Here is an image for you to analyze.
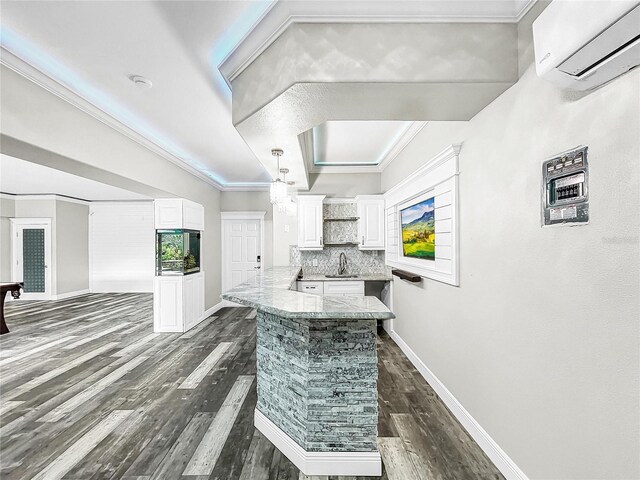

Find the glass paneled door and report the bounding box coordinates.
[22,229,46,293]
[10,219,52,300]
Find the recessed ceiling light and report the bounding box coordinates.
[128,74,153,89]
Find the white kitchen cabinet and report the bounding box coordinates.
[297,195,325,250]
[298,280,365,297]
[155,199,205,231]
[324,280,365,296]
[297,281,324,296]
[356,195,385,250]
[153,272,205,333]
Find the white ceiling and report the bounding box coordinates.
[314,121,413,166]
[0,155,150,201]
[0,0,273,188]
[0,1,534,190]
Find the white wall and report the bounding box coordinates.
[55,199,89,295]
[0,66,222,310]
[381,6,640,479]
[273,206,298,266]
[89,202,154,292]
[0,196,16,280]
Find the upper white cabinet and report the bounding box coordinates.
[155,199,205,231]
[297,195,325,250]
[356,195,385,250]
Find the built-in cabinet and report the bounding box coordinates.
[324,280,365,296]
[297,195,385,251]
[297,280,364,297]
[297,280,324,295]
[356,196,385,250]
[154,272,204,332]
[155,198,204,230]
[153,198,206,333]
[297,195,325,250]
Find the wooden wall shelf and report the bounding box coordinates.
[392,269,422,282]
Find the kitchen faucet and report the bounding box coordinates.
[338,252,347,275]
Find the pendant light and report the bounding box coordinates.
[277,168,290,213]
[270,149,288,205]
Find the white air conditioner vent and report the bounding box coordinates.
[534,0,640,90]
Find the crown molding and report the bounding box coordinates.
[0,47,226,191]
[221,183,271,192]
[0,192,90,205]
[219,1,538,84]
[0,46,271,193]
[515,0,538,21]
[377,121,428,171]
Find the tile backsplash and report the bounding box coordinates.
[290,202,387,275]
[322,203,358,244]
[290,245,387,275]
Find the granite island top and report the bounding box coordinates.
[222,266,395,320]
[300,273,393,282]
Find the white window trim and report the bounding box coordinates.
[384,144,461,286]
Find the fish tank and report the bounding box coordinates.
[156,229,201,275]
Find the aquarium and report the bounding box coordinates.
[156,229,201,275]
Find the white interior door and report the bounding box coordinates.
[222,216,262,293]
[11,219,52,300]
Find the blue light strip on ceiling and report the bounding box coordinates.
[312,123,412,167]
[0,22,270,188]
[212,0,275,70]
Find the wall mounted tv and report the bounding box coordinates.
[400,194,435,261]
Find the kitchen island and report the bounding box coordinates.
[222,266,394,477]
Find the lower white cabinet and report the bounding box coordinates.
[297,281,324,296]
[297,280,364,297]
[154,272,204,333]
[324,280,365,296]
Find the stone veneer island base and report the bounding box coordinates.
[222,267,394,477]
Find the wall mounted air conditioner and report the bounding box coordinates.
[533,0,640,90]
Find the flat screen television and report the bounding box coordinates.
[400,195,435,260]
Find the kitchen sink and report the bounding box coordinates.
[324,274,358,278]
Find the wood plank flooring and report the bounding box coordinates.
[0,293,503,480]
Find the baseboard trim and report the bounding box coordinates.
[254,409,381,477]
[51,289,90,301]
[201,301,225,321]
[219,299,244,308]
[387,329,529,480]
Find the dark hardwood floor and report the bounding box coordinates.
[0,294,503,480]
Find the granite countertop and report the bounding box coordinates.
[222,266,394,320]
[300,273,392,282]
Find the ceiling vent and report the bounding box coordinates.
[128,75,153,89]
